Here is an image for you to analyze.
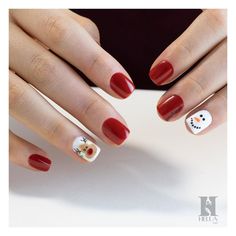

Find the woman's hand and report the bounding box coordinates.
[9,9,135,171]
[149,9,227,135]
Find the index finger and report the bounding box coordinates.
[149,9,227,85]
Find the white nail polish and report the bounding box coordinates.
[186,110,212,134]
[72,136,100,162]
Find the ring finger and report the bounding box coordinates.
[185,86,227,135]
[10,71,101,163]
[157,39,227,121]
[149,9,227,85]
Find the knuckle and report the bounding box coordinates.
[83,18,100,43]
[44,15,70,44]
[178,42,194,60]
[30,53,55,86]
[187,76,205,96]
[81,98,100,118]
[86,51,106,75]
[45,118,65,141]
[205,9,227,33]
[217,89,227,105]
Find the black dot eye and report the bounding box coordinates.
[202,118,205,121]
[200,114,203,117]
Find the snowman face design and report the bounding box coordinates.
[186,110,212,134]
[72,136,100,162]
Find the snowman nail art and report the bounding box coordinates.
[72,136,100,162]
[186,110,212,134]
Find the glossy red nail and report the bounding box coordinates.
[157,95,184,121]
[28,154,51,172]
[110,73,135,98]
[149,60,174,85]
[102,118,130,145]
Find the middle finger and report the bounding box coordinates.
[157,39,227,121]
[9,22,130,146]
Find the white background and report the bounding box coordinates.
[9,89,227,226]
[1,0,235,235]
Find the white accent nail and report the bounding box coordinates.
[186,110,212,134]
[72,136,100,162]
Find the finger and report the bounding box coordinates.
[157,39,227,121]
[9,23,130,146]
[9,71,101,163]
[10,9,135,99]
[149,9,227,85]
[185,86,227,135]
[65,10,100,44]
[9,131,52,172]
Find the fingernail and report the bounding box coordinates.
[72,136,100,162]
[157,95,184,121]
[149,60,174,85]
[110,72,135,98]
[186,110,212,134]
[28,154,51,172]
[102,118,130,145]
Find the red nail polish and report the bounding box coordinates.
[102,118,130,145]
[157,95,184,121]
[28,154,51,172]
[110,73,135,98]
[149,60,174,85]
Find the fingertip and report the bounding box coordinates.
[28,154,52,172]
[149,60,174,85]
[9,131,52,172]
[72,136,101,163]
[110,72,135,99]
[185,110,213,135]
[102,117,130,145]
[156,94,184,121]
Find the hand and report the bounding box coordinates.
[149,9,227,135]
[9,9,135,171]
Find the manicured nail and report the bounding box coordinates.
[72,136,100,162]
[102,118,130,145]
[110,72,135,98]
[149,60,174,85]
[28,154,51,172]
[157,95,184,121]
[186,110,212,134]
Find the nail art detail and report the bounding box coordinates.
[28,154,51,172]
[110,72,135,98]
[149,60,174,85]
[186,110,212,134]
[72,136,100,162]
[157,95,184,121]
[102,118,130,145]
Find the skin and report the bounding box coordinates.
[151,9,227,134]
[9,9,227,172]
[9,9,134,170]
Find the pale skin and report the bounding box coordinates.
[151,9,227,134]
[9,9,227,172]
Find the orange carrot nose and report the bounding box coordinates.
[194,117,200,122]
